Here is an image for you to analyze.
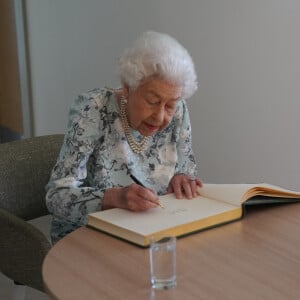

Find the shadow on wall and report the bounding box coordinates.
[0,125,22,143]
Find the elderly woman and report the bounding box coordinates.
[46,31,202,243]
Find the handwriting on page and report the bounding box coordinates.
[167,208,188,215]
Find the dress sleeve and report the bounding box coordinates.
[45,92,105,226]
[175,100,198,177]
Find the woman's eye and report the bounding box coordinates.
[166,103,177,111]
[147,98,159,105]
[166,106,176,112]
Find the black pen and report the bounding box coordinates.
[130,174,164,208]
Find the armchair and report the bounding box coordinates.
[0,134,64,295]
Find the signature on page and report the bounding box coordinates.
[167,208,188,215]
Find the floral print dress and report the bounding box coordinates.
[45,87,197,243]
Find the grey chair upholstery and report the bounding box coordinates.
[0,134,64,292]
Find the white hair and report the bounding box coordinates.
[118,31,198,99]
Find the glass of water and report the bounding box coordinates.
[149,235,177,289]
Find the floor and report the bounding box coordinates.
[0,274,50,300]
[0,215,52,300]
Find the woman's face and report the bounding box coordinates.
[123,78,183,136]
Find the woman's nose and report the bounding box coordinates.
[152,107,165,123]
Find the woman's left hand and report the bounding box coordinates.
[167,173,203,199]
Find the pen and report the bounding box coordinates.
[130,174,165,208]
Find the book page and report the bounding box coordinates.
[197,183,257,206]
[90,196,238,236]
[198,183,300,206]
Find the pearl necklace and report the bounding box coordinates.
[120,96,149,154]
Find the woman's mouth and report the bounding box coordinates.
[144,123,160,132]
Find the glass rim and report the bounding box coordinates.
[149,234,176,245]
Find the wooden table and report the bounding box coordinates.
[43,203,300,300]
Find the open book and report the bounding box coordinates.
[87,183,300,247]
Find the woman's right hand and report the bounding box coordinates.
[102,184,159,211]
